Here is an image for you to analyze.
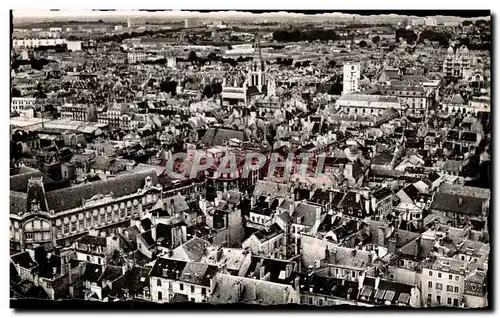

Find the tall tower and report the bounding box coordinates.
[343,62,361,94]
[248,34,266,92]
[127,18,132,29]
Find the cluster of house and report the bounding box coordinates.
[10,26,490,308]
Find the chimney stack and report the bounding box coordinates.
[377,226,386,246]
[285,263,293,278]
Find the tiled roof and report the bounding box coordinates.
[430,192,485,216]
[44,170,158,212]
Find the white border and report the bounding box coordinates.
[2,1,497,318]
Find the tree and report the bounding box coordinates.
[294,61,302,68]
[328,60,337,68]
[372,35,380,45]
[188,51,198,64]
[207,52,218,61]
[359,40,368,48]
[462,20,473,27]
[12,87,21,97]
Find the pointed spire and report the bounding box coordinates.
[253,33,264,72]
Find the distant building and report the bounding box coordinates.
[127,52,147,64]
[424,17,437,27]
[127,17,132,28]
[13,38,66,49]
[335,94,401,115]
[343,63,361,94]
[67,41,82,52]
[185,18,200,29]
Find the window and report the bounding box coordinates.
[454,286,459,293]
[449,274,453,280]
[446,297,452,305]
[429,271,433,277]
[455,276,459,281]
[318,298,324,306]
[447,285,453,292]
[180,283,184,291]
[87,256,91,262]
[98,258,101,265]
[427,294,432,302]
[436,283,443,290]
[158,291,163,301]
[157,279,162,287]
[428,281,432,288]
[437,295,441,304]
[453,299,458,307]
[191,286,195,293]
[190,298,195,302]
[201,288,206,295]
[438,272,442,278]
[308,297,313,305]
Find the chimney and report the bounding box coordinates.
[234,280,243,300]
[283,286,289,304]
[358,272,365,292]
[331,250,337,264]
[294,276,300,291]
[285,263,293,278]
[356,192,361,203]
[458,197,463,206]
[374,276,380,290]
[377,226,386,246]
[289,202,295,215]
[259,265,266,279]
[388,234,397,254]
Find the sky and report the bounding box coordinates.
[12,9,490,19]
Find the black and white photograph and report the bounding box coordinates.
[9,8,491,310]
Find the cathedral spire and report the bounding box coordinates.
[253,33,264,72]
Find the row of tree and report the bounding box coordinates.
[272,29,338,42]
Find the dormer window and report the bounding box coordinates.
[31,199,40,212]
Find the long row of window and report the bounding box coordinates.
[428,270,460,281]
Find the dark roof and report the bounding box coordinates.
[460,132,478,143]
[76,234,107,247]
[10,171,55,192]
[11,251,37,269]
[138,229,155,247]
[80,263,105,283]
[253,223,283,242]
[373,187,392,200]
[44,170,158,212]
[200,127,246,147]
[430,192,485,216]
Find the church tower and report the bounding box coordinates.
[248,33,266,92]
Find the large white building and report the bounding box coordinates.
[11,97,36,118]
[335,94,401,115]
[343,63,361,95]
[13,38,66,49]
